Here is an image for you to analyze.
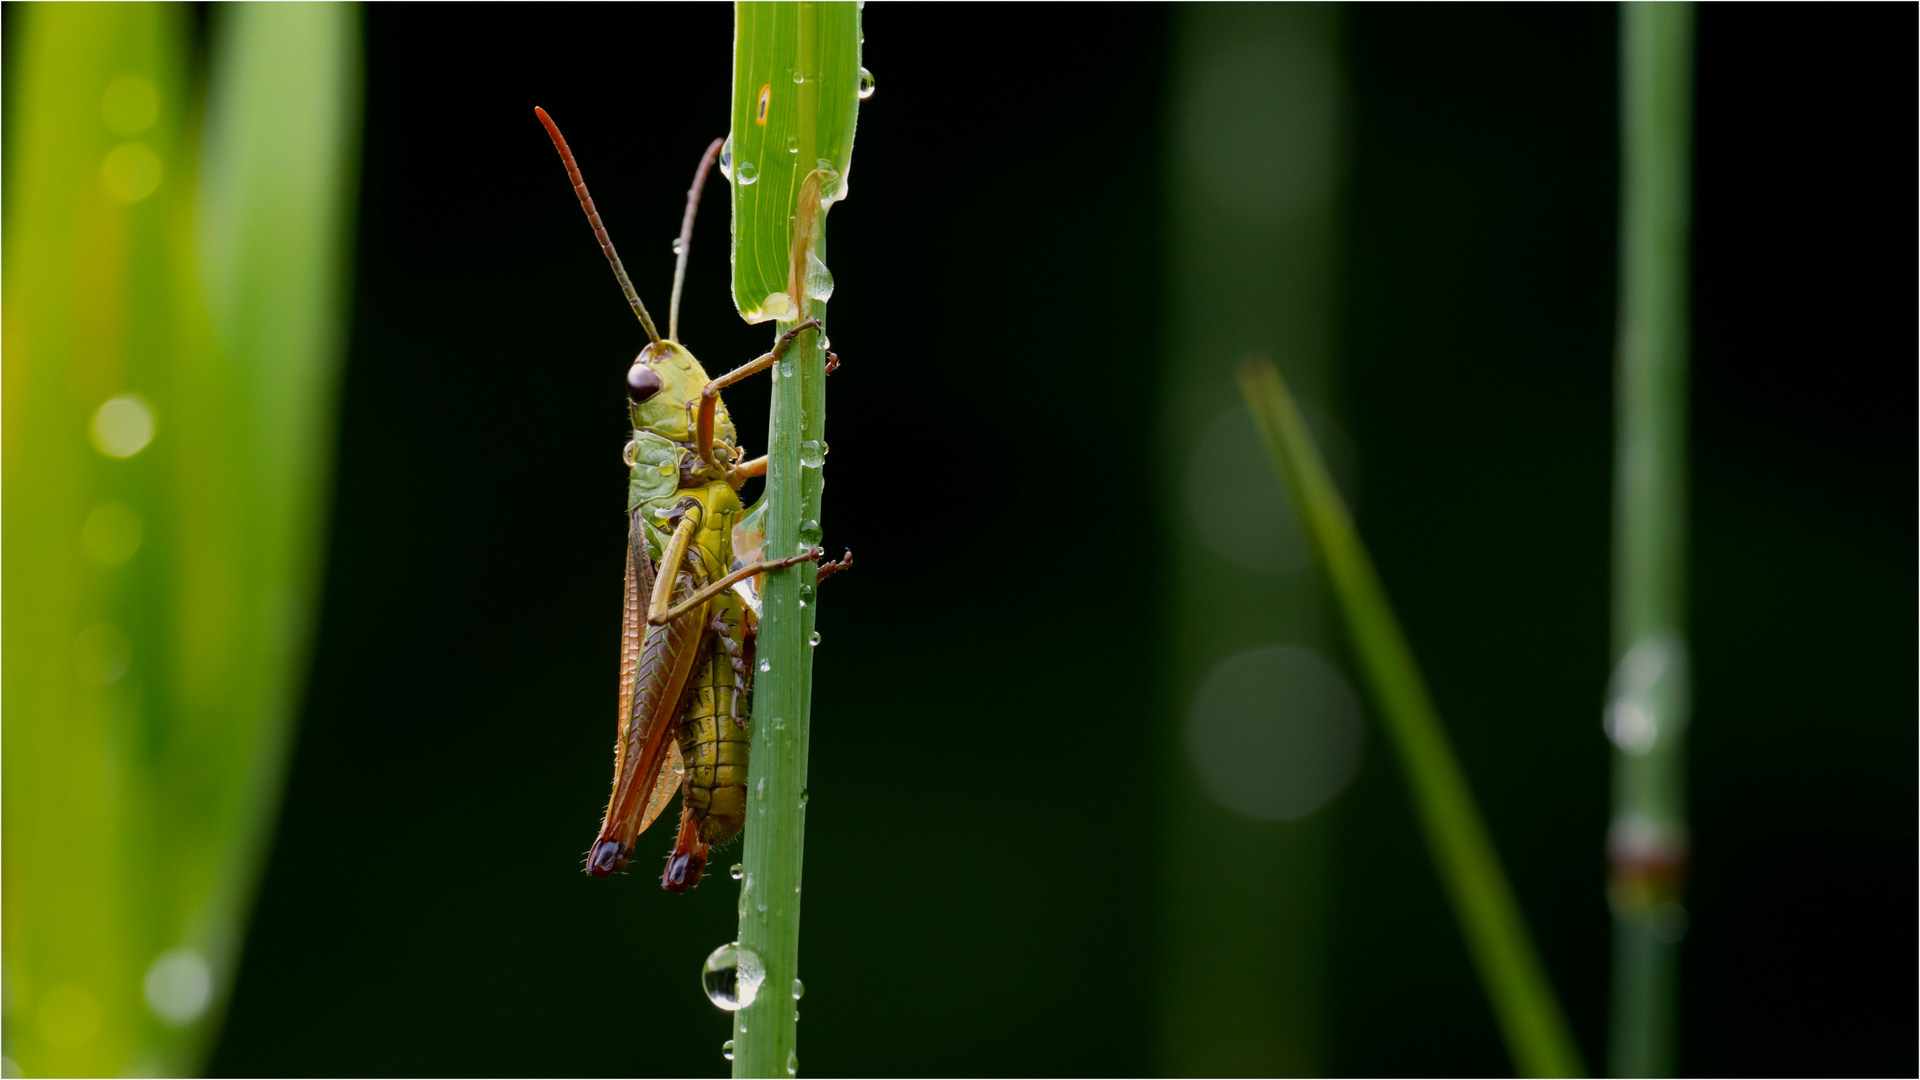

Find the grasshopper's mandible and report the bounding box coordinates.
[535,107,849,891]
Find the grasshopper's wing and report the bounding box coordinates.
[639,743,685,834]
[729,493,770,617]
[614,508,654,776]
[593,509,689,873]
[623,508,684,837]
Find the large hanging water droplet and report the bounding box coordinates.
[804,252,835,301]
[722,1040,736,1062]
[787,1049,799,1076]
[792,977,806,1000]
[701,942,766,1011]
[719,134,735,180]
[799,440,825,468]
[730,863,745,881]
[798,519,823,546]
[736,159,759,185]
[813,161,843,203]
[857,67,876,100]
[808,631,821,647]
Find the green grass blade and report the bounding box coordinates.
[1154,7,1349,1073]
[1238,359,1585,1079]
[727,4,863,1077]
[1606,6,1694,1076]
[2,6,361,1075]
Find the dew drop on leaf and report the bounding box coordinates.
[701,942,765,1011]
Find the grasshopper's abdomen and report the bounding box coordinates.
[677,611,749,845]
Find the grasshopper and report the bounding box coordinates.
[535,107,849,891]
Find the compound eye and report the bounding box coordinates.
[627,363,663,403]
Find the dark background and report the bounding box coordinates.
[210,4,1914,1076]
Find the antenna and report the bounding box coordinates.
[669,137,726,343]
[534,107,662,347]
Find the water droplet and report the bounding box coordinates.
[143,948,212,1027]
[792,70,805,84]
[737,872,753,916]
[719,134,734,179]
[813,161,844,203]
[771,716,786,731]
[101,75,160,136]
[73,623,132,684]
[792,977,806,1000]
[804,253,835,301]
[736,159,759,185]
[701,942,766,1011]
[672,237,684,255]
[799,440,824,468]
[759,658,771,673]
[91,394,155,458]
[808,631,821,647]
[799,584,815,603]
[722,1040,736,1062]
[785,135,800,154]
[101,142,163,203]
[787,1049,799,1076]
[858,67,876,100]
[777,358,795,379]
[80,500,143,567]
[799,787,810,807]
[730,863,745,880]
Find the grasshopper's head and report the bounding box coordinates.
[626,340,736,448]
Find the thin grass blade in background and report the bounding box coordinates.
[1155,7,1352,1073]
[726,4,863,1077]
[2,6,362,1075]
[1605,6,1695,1076]
[1239,359,1586,1079]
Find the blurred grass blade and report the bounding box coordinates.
[2,5,361,1075]
[727,4,863,1078]
[1238,359,1585,1079]
[1154,8,1348,1073]
[1606,5,1695,1076]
